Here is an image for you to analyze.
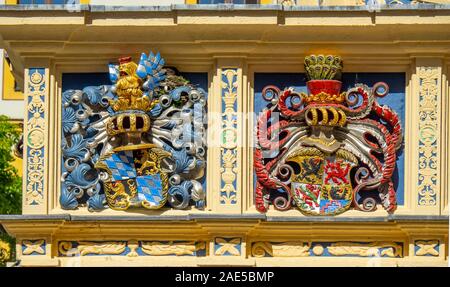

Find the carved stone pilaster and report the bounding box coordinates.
[413,59,443,214]
[23,68,49,214]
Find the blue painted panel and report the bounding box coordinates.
[254,73,307,116]
[342,73,405,205]
[254,72,405,206]
[62,73,111,92]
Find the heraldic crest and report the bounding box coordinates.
[61,52,207,211]
[254,55,403,216]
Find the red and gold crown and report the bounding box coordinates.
[301,80,346,105]
[302,54,346,106]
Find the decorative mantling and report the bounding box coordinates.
[415,240,440,256]
[61,52,207,212]
[58,240,207,257]
[25,69,47,206]
[251,241,403,258]
[214,237,241,256]
[417,67,439,206]
[220,69,239,205]
[22,239,46,256]
[254,55,403,215]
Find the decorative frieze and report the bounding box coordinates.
[251,241,403,258]
[214,237,241,256]
[220,69,239,205]
[415,240,440,256]
[24,69,47,206]
[417,67,440,207]
[141,241,207,256]
[252,241,310,257]
[58,240,207,257]
[22,239,46,256]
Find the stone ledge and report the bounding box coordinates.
[0,4,89,11]
[1,4,450,12]
[0,214,70,221]
[0,214,447,223]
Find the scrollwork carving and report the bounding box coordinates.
[417,67,439,206]
[254,55,403,215]
[61,52,207,212]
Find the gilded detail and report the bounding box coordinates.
[417,67,439,206]
[220,69,239,205]
[25,69,46,206]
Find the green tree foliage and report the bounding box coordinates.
[0,115,21,266]
[0,231,15,267]
[0,115,22,215]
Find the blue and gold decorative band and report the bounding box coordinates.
[24,69,47,206]
[220,69,238,205]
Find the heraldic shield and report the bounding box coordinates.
[96,144,171,210]
[287,147,358,216]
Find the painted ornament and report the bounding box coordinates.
[254,55,403,215]
[61,52,207,211]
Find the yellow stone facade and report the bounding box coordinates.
[0,1,449,267]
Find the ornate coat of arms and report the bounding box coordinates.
[61,52,207,211]
[254,55,403,215]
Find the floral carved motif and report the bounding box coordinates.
[25,69,47,206]
[417,67,439,206]
[220,69,239,205]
